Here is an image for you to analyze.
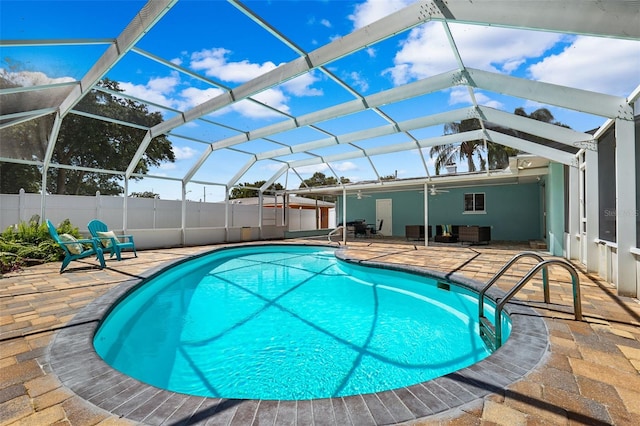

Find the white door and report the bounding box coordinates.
[376,199,392,236]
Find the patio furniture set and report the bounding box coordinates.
[405,224,491,244]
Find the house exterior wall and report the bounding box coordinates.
[338,182,543,241]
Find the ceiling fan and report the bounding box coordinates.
[429,185,449,196]
[350,190,372,200]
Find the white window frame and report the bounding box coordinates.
[463,192,486,214]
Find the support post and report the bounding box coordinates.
[258,191,263,240]
[123,178,128,233]
[224,186,229,241]
[585,149,599,273]
[615,117,637,296]
[424,182,429,247]
[342,187,347,244]
[568,165,580,260]
[181,184,187,246]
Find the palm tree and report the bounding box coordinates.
[430,118,485,174]
[432,108,568,173]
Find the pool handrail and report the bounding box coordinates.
[493,259,582,346]
[478,251,548,319]
[478,253,581,350]
[328,226,344,244]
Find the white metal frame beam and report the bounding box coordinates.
[485,130,577,166]
[254,107,590,184]
[58,0,177,117]
[139,0,442,181]
[477,107,596,148]
[466,68,631,120]
[181,69,461,183]
[286,130,485,170]
[431,0,640,39]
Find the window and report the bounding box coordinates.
[464,193,485,213]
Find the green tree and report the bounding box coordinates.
[0,71,52,193]
[380,172,397,181]
[432,107,569,173]
[0,74,175,195]
[49,78,174,195]
[0,163,41,193]
[430,118,485,174]
[486,107,569,169]
[299,172,351,202]
[299,172,350,188]
[230,181,284,199]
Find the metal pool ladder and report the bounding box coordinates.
[327,226,344,244]
[478,251,582,351]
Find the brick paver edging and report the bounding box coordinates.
[46,243,549,425]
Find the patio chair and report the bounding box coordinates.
[46,220,106,273]
[370,219,384,238]
[87,219,137,261]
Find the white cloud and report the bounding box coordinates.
[235,89,291,117]
[0,68,74,86]
[346,71,369,92]
[365,47,376,58]
[263,162,286,172]
[333,161,358,172]
[349,0,414,30]
[171,85,289,118]
[281,73,323,96]
[175,47,322,117]
[176,86,225,111]
[296,164,329,175]
[294,161,357,176]
[448,87,503,109]
[528,36,640,96]
[448,24,561,73]
[320,19,331,28]
[384,22,562,85]
[158,163,176,171]
[172,146,197,161]
[189,48,279,83]
[120,73,181,108]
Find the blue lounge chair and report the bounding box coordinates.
[87,219,137,261]
[46,220,106,273]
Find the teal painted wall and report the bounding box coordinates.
[547,163,565,256]
[338,183,543,241]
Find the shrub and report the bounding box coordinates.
[0,215,82,273]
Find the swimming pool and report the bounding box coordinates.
[93,245,511,400]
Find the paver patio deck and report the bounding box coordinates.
[1,239,639,425]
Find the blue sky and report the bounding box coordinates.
[2,0,639,200]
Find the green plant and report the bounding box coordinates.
[0,215,82,274]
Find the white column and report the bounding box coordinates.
[342,187,347,244]
[181,184,187,246]
[615,118,637,296]
[123,178,128,233]
[19,188,25,222]
[424,183,429,247]
[567,165,580,260]
[224,187,229,241]
[95,191,101,221]
[258,191,263,240]
[585,149,599,273]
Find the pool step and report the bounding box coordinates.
[479,316,497,351]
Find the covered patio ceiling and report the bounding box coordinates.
[1,0,639,201]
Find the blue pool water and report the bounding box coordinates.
[94,245,510,400]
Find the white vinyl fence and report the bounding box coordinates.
[1,191,334,249]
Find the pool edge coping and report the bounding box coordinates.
[46,242,550,426]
